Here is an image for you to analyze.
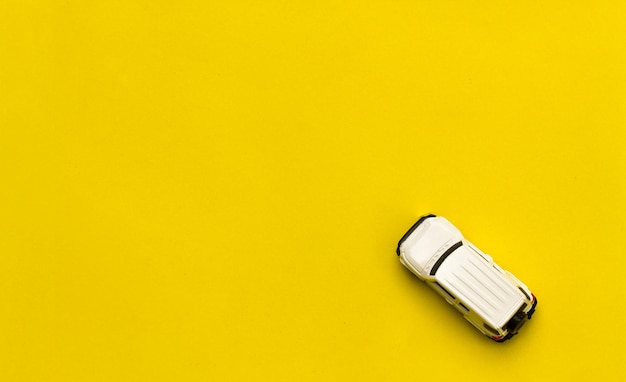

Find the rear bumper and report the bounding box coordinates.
[492,295,537,343]
[527,294,538,319]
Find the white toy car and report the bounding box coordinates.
[397,215,537,342]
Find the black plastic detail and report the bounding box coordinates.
[527,296,538,319]
[429,241,462,276]
[505,307,528,333]
[494,298,537,342]
[495,332,515,342]
[396,214,436,256]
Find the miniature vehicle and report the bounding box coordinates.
[396,214,537,342]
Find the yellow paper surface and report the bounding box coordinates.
[1,1,624,380]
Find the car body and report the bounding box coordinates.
[396,214,537,342]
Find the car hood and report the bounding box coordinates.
[399,217,463,276]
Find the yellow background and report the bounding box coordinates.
[1,1,625,381]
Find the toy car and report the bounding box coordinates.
[396,214,537,342]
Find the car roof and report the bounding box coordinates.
[435,244,525,328]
